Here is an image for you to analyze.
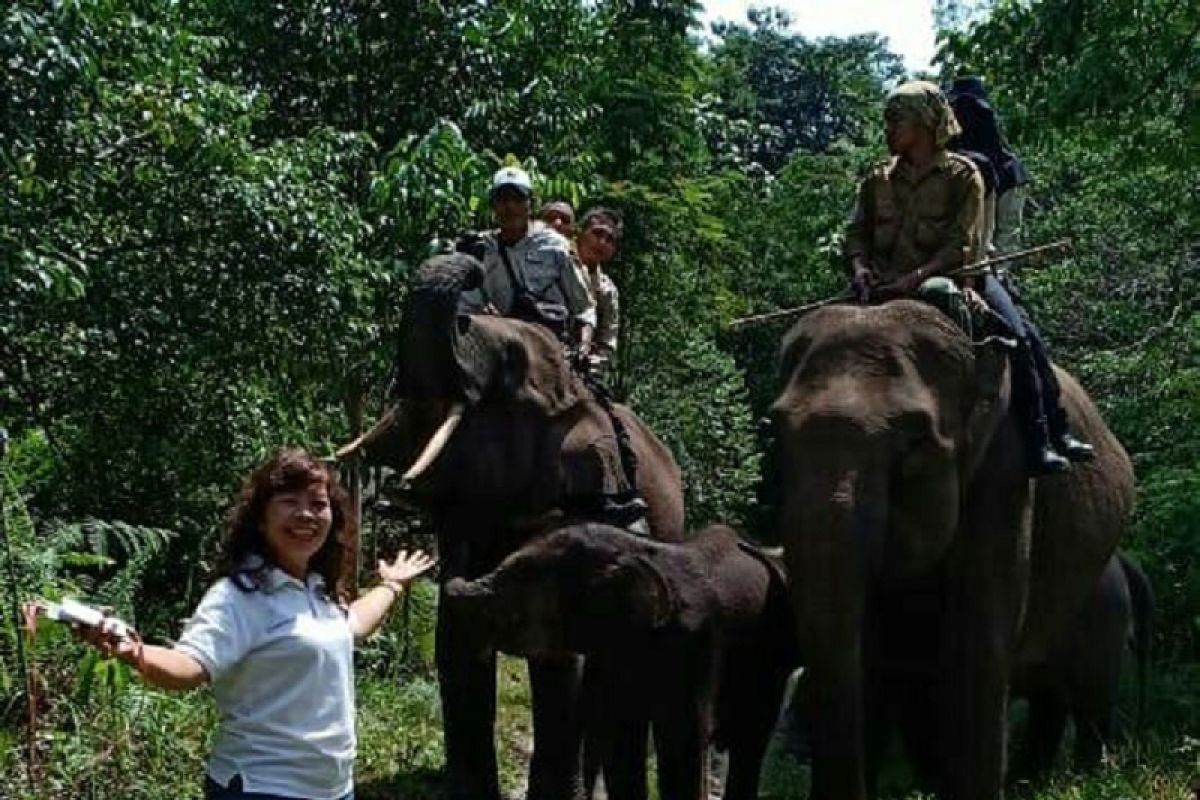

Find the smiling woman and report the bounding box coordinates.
[74,448,437,800]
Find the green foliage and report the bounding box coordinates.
[0,454,177,713]
[936,0,1198,133]
[355,579,438,680]
[1,0,1197,795]
[600,179,762,528]
[934,0,1200,667]
[704,9,904,172]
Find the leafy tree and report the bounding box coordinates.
[1,2,375,538]
[936,0,1200,659]
[703,8,904,171]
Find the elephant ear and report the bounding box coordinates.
[961,341,1013,479]
[589,551,674,631]
[455,314,582,415]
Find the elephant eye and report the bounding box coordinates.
[892,410,936,450]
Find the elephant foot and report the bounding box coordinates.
[441,773,502,800]
[526,775,586,800]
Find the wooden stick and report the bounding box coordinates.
[726,292,856,331]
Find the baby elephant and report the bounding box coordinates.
[443,522,798,800]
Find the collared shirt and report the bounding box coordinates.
[844,150,984,283]
[459,226,597,328]
[175,563,355,800]
[586,265,619,366]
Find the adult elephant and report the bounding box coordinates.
[338,254,685,800]
[1011,552,1153,781]
[771,299,1134,800]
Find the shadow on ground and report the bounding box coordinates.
[356,767,443,800]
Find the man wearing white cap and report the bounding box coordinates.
[459,167,596,354]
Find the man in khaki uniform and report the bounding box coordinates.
[844,80,984,301]
[575,208,623,379]
[843,81,1091,474]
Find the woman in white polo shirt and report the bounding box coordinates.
[81,448,435,800]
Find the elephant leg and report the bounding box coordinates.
[862,687,892,797]
[720,661,790,800]
[587,654,650,800]
[1013,691,1068,782]
[654,642,715,800]
[943,449,1031,800]
[861,628,895,797]
[602,711,650,800]
[943,599,1015,800]
[527,654,586,800]
[581,659,607,799]
[436,593,501,800]
[1071,713,1110,771]
[1068,678,1118,772]
[897,687,941,792]
[653,696,709,800]
[720,701,775,800]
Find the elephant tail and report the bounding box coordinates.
[1118,552,1153,728]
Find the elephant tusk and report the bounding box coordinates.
[333,407,398,461]
[402,402,465,482]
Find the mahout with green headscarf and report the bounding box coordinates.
[841,80,1094,474]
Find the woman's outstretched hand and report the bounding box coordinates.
[71,610,141,664]
[378,549,437,590]
[350,550,438,641]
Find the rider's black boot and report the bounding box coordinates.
[1054,432,1096,463]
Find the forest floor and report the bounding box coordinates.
[353,656,1199,800]
[1,654,1195,799]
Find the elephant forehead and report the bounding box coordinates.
[773,374,941,439]
[793,300,970,356]
[465,314,582,407]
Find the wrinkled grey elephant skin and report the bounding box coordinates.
[353,254,686,800]
[1010,552,1153,781]
[771,300,1135,800]
[444,523,799,800]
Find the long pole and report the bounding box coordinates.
[725,240,1072,332]
[725,291,856,331]
[946,239,1072,279]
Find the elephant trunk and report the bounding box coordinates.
[781,443,888,800]
[443,576,499,655]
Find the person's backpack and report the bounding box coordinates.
[956,149,999,197]
[950,94,1028,193]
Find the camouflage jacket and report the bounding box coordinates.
[586,266,619,364]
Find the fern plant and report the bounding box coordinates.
[1,459,176,706]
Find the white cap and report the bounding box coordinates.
[491,166,533,197]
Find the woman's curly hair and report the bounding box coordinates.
[219,448,357,601]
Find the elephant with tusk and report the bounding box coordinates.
[337,253,685,800]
